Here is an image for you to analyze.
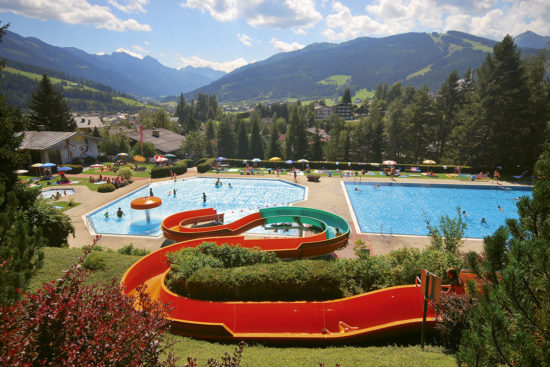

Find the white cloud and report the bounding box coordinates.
[180,0,322,31]
[96,51,106,55]
[237,33,253,46]
[0,0,151,31]
[322,0,550,42]
[178,55,249,72]
[116,47,143,58]
[108,0,149,14]
[132,44,147,54]
[270,37,304,52]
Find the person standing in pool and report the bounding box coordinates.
[202,192,206,203]
[173,188,177,196]
[116,207,125,218]
[149,188,154,196]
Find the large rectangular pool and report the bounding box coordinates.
[343,182,532,238]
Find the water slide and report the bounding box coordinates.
[122,207,436,342]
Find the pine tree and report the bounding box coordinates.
[249,118,264,159]
[236,120,249,158]
[28,75,75,131]
[216,117,237,158]
[342,88,352,104]
[435,71,462,161]
[309,123,324,161]
[457,145,550,366]
[293,109,308,159]
[268,122,282,159]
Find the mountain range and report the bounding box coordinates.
[0,29,547,104]
[0,30,225,98]
[184,30,545,103]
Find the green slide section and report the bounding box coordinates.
[260,207,350,239]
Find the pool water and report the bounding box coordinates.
[87,177,305,236]
[344,182,532,238]
[41,188,75,199]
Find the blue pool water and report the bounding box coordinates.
[344,182,532,238]
[88,178,305,236]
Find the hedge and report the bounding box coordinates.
[97,183,115,192]
[150,160,187,179]
[63,164,83,174]
[197,158,215,174]
[165,242,462,302]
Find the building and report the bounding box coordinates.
[333,103,354,121]
[112,127,185,154]
[74,115,103,133]
[306,127,330,142]
[19,131,104,165]
[315,105,333,121]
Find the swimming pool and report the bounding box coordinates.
[87,177,306,236]
[343,182,532,238]
[42,188,75,199]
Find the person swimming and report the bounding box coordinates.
[202,192,207,203]
[104,211,109,218]
[481,217,486,224]
[498,205,505,213]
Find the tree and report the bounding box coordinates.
[141,142,157,158]
[236,120,249,159]
[404,86,436,163]
[205,120,216,140]
[342,88,352,104]
[181,130,206,161]
[309,123,324,161]
[249,118,264,159]
[100,133,130,156]
[434,71,462,161]
[268,122,282,159]
[216,117,237,158]
[28,74,75,131]
[458,145,550,366]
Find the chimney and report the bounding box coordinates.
[152,129,159,137]
[36,125,46,131]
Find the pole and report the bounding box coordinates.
[421,275,430,349]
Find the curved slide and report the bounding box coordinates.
[161,207,350,258]
[122,207,436,343]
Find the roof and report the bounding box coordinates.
[19,131,104,151]
[112,127,185,153]
[74,116,103,129]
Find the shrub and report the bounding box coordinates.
[0,247,177,366]
[150,162,187,179]
[196,162,211,173]
[117,166,133,181]
[24,199,74,248]
[434,293,475,352]
[97,183,115,192]
[82,252,106,271]
[117,244,150,256]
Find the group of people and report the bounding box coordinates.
[56,172,71,184]
[104,207,125,218]
[89,174,129,189]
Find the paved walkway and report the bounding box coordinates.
[63,168,527,257]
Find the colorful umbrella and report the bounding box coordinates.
[42,162,56,167]
[57,166,73,172]
[216,157,226,161]
[133,155,146,163]
[251,158,261,162]
[285,160,294,164]
[383,160,397,166]
[268,157,282,161]
[31,163,43,168]
[297,159,309,163]
[15,169,28,174]
[117,153,128,156]
[423,160,436,165]
[164,153,176,158]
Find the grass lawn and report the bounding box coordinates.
[28,247,456,366]
[50,199,81,212]
[83,162,156,178]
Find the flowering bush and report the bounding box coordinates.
[0,245,176,366]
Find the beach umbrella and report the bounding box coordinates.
[154,154,165,160]
[31,163,43,168]
[251,158,261,163]
[90,163,104,168]
[117,153,128,156]
[285,160,294,164]
[133,155,146,163]
[268,157,282,161]
[422,159,436,165]
[154,155,168,163]
[297,159,309,163]
[383,160,396,166]
[15,169,28,174]
[57,166,72,172]
[42,162,56,167]
[216,157,226,161]
[164,153,176,158]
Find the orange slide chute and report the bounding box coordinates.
[122,207,436,343]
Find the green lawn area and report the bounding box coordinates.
[317,75,351,86]
[353,88,375,102]
[463,39,493,53]
[84,162,155,177]
[50,199,81,212]
[28,247,455,366]
[406,64,433,80]
[4,67,98,92]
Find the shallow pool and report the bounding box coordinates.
[344,182,532,238]
[87,177,305,236]
[41,188,75,199]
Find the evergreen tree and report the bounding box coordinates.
[293,108,308,159]
[249,118,264,159]
[404,86,436,163]
[236,120,249,158]
[457,145,550,366]
[28,75,75,131]
[268,122,282,159]
[216,117,237,158]
[342,88,352,104]
[309,123,324,161]
[434,71,462,161]
[175,93,185,118]
[205,120,216,140]
[208,94,219,120]
[181,130,206,161]
[385,99,407,160]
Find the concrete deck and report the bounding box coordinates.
[63,169,528,257]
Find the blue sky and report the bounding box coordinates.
[0,1,548,72]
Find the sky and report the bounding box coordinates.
[0,0,549,73]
